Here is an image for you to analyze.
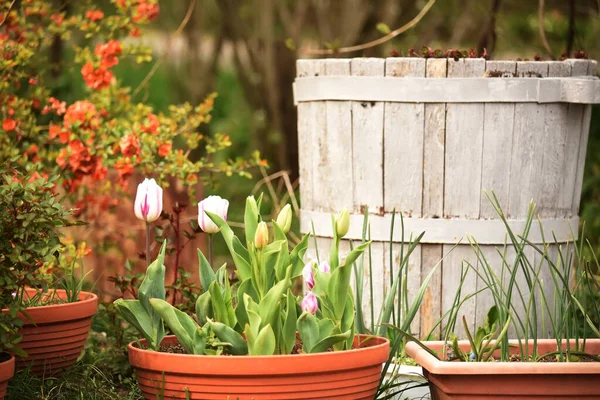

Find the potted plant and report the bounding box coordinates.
[115,192,389,399]
[405,194,600,399]
[0,162,98,376]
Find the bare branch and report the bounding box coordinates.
[538,0,554,59]
[300,0,436,56]
[133,0,197,99]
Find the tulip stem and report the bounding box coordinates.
[145,222,151,269]
[208,234,213,266]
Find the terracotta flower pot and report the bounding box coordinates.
[406,339,600,399]
[9,289,98,376]
[129,334,389,399]
[0,354,15,400]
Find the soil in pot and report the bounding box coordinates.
[0,353,15,400]
[129,334,389,400]
[9,289,98,377]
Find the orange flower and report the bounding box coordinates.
[85,10,104,21]
[81,62,113,90]
[3,118,16,131]
[64,100,99,130]
[142,113,159,134]
[119,133,140,157]
[133,1,159,22]
[50,13,64,26]
[95,40,122,68]
[158,142,171,157]
[130,26,141,37]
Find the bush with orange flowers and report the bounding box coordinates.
[0,0,265,222]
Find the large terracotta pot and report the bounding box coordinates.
[0,354,14,400]
[10,289,98,376]
[129,334,389,399]
[406,339,600,399]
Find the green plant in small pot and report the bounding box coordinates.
[405,193,600,400]
[0,161,98,377]
[115,193,390,400]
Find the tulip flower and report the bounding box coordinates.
[254,221,269,249]
[198,195,229,234]
[302,261,315,290]
[275,204,292,233]
[134,178,163,222]
[335,208,350,237]
[318,260,330,273]
[301,291,318,314]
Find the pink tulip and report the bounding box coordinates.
[134,178,163,222]
[198,195,229,234]
[318,260,330,273]
[302,261,315,290]
[301,291,318,314]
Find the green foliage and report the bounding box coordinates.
[0,162,73,354]
[114,242,167,351]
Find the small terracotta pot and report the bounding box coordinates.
[0,354,15,400]
[406,339,600,399]
[129,334,389,399]
[8,289,98,376]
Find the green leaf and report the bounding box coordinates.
[284,38,296,51]
[206,210,252,280]
[258,267,291,330]
[198,248,216,292]
[263,240,288,282]
[289,234,310,278]
[195,291,213,326]
[113,299,157,349]
[208,280,232,327]
[311,330,352,354]
[282,290,298,354]
[328,242,369,320]
[235,279,258,330]
[244,196,260,247]
[252,324,276,356]
[376,22,391,35]
[192,327,207,355]
[149,298,198,354]
[207,320,248,355]
[317,318,334,339]
[137,241,167,346]
[297,311,319,353]
[272,220,287,242]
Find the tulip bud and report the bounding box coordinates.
[198,195,229,234]
[254,221,269,249]
[335,208,350,237]
[134,178,163,222]
[318,260,330,273]
[301,291,318,314]
[275,204,292,233]
[302,261,315,290]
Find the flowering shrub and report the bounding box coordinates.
[0,0,264,222]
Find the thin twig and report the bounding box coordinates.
[132,0,197,99]
[538,0,554,59]
[299,0,436,56]
[0,0,17,28]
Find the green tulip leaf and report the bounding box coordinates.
[195,290,213,326]
[297,311,319,353]
[149,298,198,354]
[113,299,157,349]
[205,210,252,281]
[311,330,352,354]
[207,319,248,355]
[282,289,298,354]
[137,241,168,346]
[251,324,276,356]
[258,267,291,330]
[289,234,310,278]
[198,248,216,292]
[244,196,260,248]
[208,280,232,328]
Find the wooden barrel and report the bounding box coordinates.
[295,57,599,339]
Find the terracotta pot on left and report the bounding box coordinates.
[7,289,98,376]
[0,353,15,400]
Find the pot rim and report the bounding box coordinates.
[0,353,15,382]
[406,339,600,375]
[2,289,98,325]
[128,334,390,375]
